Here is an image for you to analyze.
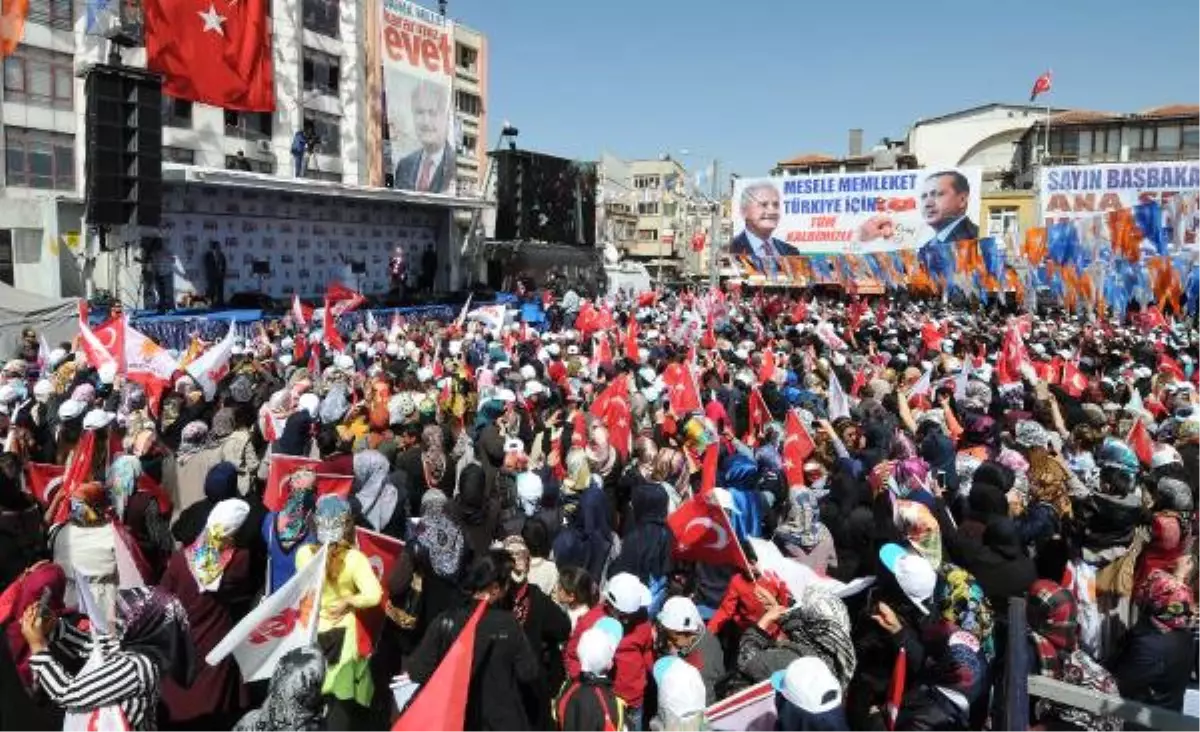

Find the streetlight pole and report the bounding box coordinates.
[708,159,720,291]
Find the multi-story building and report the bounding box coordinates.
[0,0,488,300]
[774,130,915,177]
[621,156,695,281]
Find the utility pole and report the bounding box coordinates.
[708,159,720,291]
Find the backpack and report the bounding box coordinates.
[555,681,623,732]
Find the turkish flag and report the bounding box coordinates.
[24,462,64,505]
[625,318,640,363]
[575,301,599,337]
[1029,71,1052,101]
[326,282,366,316]
[262,455,321,512]
[662,362,702,415]
[594,335,613,367]
[782,410,815,489]
[50,430,98,526]
[997,323,1031,385]
[745,388,770,445]
[1061,359,1088,398]
[757,349,776,385]
[699,443,718,495]
[1159,352,1185,381]
[637,290,658,308]
[393,600,488,731]
[886,647,908,731]
[1126,418,1154,466]
[590,375,631,460]
[699,311,717,350]
[323,297,345,351]
[144,0,274,111]
[667,493,746,569]
[136,473,174,516]
[355,527,404,641]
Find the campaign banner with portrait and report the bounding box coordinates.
[380,0,456,195]
[1039,161,1199,246]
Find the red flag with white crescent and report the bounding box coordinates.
[667,492,745,569]
[782,410,815,489]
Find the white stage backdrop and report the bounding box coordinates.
[160,186,441,300]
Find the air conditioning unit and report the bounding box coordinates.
[255,139,273,154]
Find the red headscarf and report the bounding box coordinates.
[0,561,66,687]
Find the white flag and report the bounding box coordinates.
[828,371,851,421]
[186,322,236,400]
[75,571,110,635]
[455,293,474,329]
[907,368,934,399]
[123,317,179,381]
[365,310,379,334]
[467,304,507,335]
[206,544,327,682]
[954,360,971,401]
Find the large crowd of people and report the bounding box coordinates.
[0,284,1195,731]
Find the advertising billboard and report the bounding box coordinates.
[726,167,981,286]
[380,0,456,195]
[1039,161,1199,245]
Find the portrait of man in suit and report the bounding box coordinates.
[730,181,800,258]
[920,170,978,245]
[393,80,456,194]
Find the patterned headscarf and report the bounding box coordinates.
[894,499,943,569]
[235,646,326,731]
[69,481,109,526]
[935,563,995,662]
[116,586,196,686]
[277,469,316,547]
[314,494,352,545]
[414,511,466,579]
[1027,448,1073,518]
[1027,580,1078,675]
[179,421,210,455]
[185,498,249,591]
[777,586,857,689]
[1136,569,1195,633]
[107,454,144,521]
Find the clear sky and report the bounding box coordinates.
[445,0,1199,178]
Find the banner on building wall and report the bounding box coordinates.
[380,0,456,195]
[1039,161,1199,246]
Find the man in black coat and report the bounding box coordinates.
[203,240,227,306]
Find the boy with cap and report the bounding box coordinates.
[771,656,848,731]
[565,573,655,731]
[650,656,708,731]
[656,596,724,704]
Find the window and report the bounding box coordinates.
[302,109,341,156]
[3,48,73,110]
[455,90,481,116]
[1048,129,1078,157]
[459,132,476,156]
[302,0,338,37]
[225,154,274,173]
[637,202,659,215]
[5,127,74,190]
[456,44,478,72]
[26,0,73,30]
[0,232,12,285]
[225,109,272,140]
[662,202,677,218]
[162,95,193,128]
[987,207,1020,249]
[302,48,340,96]
[636,228,658,241]
[1157,125,1181,151]
[633,175,660,189]
[1184,125,1199,152]
[1134,126,1156,150]
[163,146,195,164]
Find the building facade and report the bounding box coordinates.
[0,0,488,298]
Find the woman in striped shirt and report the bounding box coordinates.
[22,586,196,731]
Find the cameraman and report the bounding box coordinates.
[290,122,319,177]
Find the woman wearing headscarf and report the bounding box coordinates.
[173,420,224,518]
[774,487,837,575]
[159,498,256,729]
[108,454,172,583]
[1022,448,1075,581]
[219,402,261,494]
[1025,579,1122,730]
[1136,476,1194,589]
[50,481,119,623]
[24,586,197,731]
[0,561,69,730]
[234,646,327,731]
[393,423,454,519]
[454,463,500,560]
[735,584,856,691]
[0,453,47,590]
[274,392,319,457]
[607,481,672,594]
[1112,566,1197,712]
[351,449,406,538]
[262,467,318,593]
[552,472,614,584]
[295,495,383,730]
[172,462,248,547]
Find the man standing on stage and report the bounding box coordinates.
[203,240,227,307]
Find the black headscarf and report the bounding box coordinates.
[170,462,248,547]
[453,464,497,558]
[608,483,671,583]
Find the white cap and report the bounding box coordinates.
[278,354,294,367]
[231,345,245,356]
[58,399,85,420]
[523,381,546,399]
[298,392,320,417]
[98,362,118,385]
[712,487,741,515]
[657,596,703,634]
[334,354,355,371]
[519,364,537,381]
[33,379,53,399]
[386,343,400,357]
[0,385,14,404]
[603,573,651,614]
[577,624,620,676]
[448,340,463,356]
[82,409,115,430]
[417,367,434,382]
[771,657,843,714]
[879,543,936,615]
[494,361,511,373]
[280,336,295,349]
[1151,444,1182,470]
[492,388,517,404]
[567,345,580,356]
[354,341,369,354]
[547,343,561,357]
[48,348,67,368]
[653,657,708,720]
[503,437,524,453]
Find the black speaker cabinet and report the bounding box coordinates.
[85,64,164,228]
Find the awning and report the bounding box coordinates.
[162,165,492,210]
